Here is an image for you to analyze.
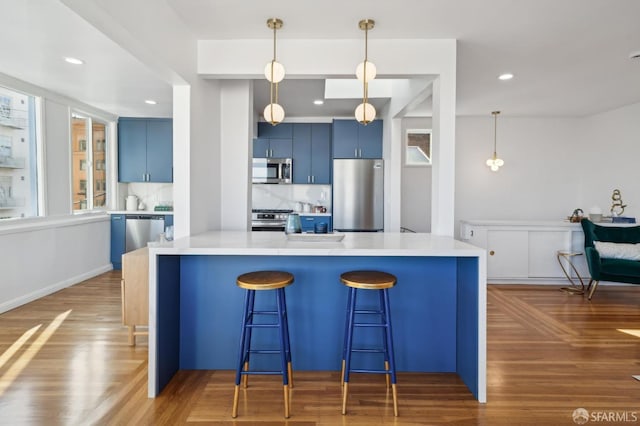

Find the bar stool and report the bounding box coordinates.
[232,270,294,419]
[340,270,398,416]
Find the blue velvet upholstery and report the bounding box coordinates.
[580,219,640,299]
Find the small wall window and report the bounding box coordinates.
[405,129,432,166]
[71,113,108,212]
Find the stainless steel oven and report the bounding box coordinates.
[251,209,292,231]
[252,158,292,184]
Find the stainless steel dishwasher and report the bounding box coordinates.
[125,215,166,252]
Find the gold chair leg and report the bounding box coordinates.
[288,361,294,388]
[232,385,240,418]
[242,361,249,388]
[342,382,350,415]
[588,280,599,300]
[392,383,398,417]
[283,384,290,418]
[384,360,390,388]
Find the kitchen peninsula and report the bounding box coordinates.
[147,231,487,402]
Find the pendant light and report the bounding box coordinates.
[486,111,505,172]
[355,19,376,125]
[263,18,285,125]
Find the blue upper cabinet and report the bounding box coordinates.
[332,120,359,158]
[118,119,147,182]
[310,123,331,183]
[255,123,293,158]
[146,119,173,182]
[118,118,173,182]
[292,123,331,184]
[358,120,383,158]
[332,119,382,159]
[292,124,312,183]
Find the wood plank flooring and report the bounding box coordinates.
[1,271,640,424]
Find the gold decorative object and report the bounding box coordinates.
[486,111,505,171]
[263,18,285,125]
[610,189,627,216]
[354,19,376,125]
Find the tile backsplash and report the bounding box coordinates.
[252,184,331,212]
[119,182,173,211]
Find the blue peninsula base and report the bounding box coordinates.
[151,253,484,402]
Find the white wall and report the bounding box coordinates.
[581,102,640,218]
[220,81,252,231]
[454,102,640,235]
[0,216,111,313]
[43,99,72,216]
[401,117,432,232]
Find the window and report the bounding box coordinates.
[0,85,41,219]
[71,114,108,211]
[405,129,432,166]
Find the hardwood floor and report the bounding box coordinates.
[1,271,640,424]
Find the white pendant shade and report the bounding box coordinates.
[355,102,376,124]
[264,103,285,124]
[356,60,377,82]
[486,156,504,172]
[264,60,285,83]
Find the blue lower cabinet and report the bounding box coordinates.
[164,214,173,228]
[110,215,126,270]
[300,215,332,233]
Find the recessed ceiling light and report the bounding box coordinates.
[64,57,84,65]
[498,73,514,81]
[313,99,324,105]
[144,100,157,105]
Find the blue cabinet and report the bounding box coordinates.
[164,214,173,227]
[119,118,173,182]
[110,214,126,270]
[254,123,293,158]
[299,215,333,233]
[332,119,382,159]
[292,123,331,184]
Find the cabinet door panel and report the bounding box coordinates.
[110,215,126,269]
[310,123,331,184]
[358,120,383,158]
[528,231,570,277]
[332,120,358,158]
[487,231,528,278]
[146,119,173,182]
[269,138,293,158]
[253,138,270,158]
[118,119,147,182]
[292,124,312,183]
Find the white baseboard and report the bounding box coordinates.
[0,264,114,314]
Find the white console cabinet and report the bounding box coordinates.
[460,220,588,284]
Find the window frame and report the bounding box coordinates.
[404,128,432,167]
[70,112,109,212]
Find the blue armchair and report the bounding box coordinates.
[581,218,640,300]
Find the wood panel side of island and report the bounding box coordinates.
[121,247,149,345]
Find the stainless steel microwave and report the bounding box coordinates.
[252,158,292,184]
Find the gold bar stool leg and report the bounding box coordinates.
[232,385,240,418]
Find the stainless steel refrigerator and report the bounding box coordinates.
[332,159,384,231]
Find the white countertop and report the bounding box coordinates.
[148,231,484,257]
[109,210,174,215]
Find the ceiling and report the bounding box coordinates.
[1,0,639,119]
